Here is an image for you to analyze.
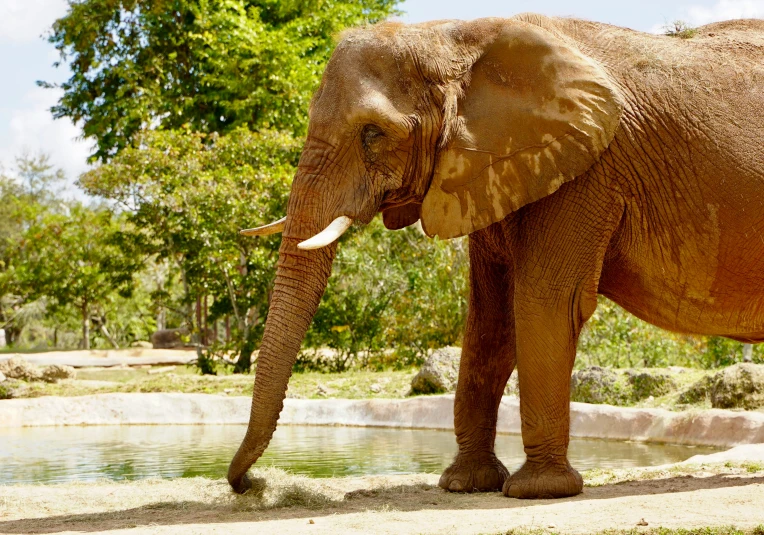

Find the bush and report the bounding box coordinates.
[664,20,699,39]
[303,218,467,372]
[577,297,763,370]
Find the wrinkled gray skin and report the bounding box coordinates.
[229,15,764,499]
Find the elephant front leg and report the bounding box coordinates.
[439,237,515,493]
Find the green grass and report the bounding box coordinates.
[15,365,416,399]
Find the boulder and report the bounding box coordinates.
[681,363,764,409]
[151,328,189,349]
[409,347,461,395]
[41,364,77,383]
[0,370,5,382]
[627,370,677,401]
[0,379,28,399]
[709,363,764,409]
[570,366,630,405]
[0,356,42,381]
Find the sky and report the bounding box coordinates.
[0,0,762,196]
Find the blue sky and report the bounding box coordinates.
[1,0,762,194]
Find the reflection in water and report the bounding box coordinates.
[0,425,718,484]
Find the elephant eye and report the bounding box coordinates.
[361,124,385,150]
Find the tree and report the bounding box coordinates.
[80,127,299,369]
[16,205,140,349]
[305,217,469,370]
[0,154,67,346]
[44,0,400,161]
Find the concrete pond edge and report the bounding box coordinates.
[1,393,763,448]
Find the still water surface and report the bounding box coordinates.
[0,425,718,484]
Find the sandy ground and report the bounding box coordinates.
[2,459,764,535]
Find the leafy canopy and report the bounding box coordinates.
[80,127,300,367]
[44,0,400,161]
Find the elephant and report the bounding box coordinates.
[228,14,764,498]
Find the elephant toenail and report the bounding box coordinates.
[449,480,464,492]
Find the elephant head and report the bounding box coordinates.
[228,16,623,493]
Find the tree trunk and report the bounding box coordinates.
[81,302,90,350]
[99,323,119,349]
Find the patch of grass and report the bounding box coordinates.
[12,366,415,399]
[235,467,342,510]
[583,462,764,488]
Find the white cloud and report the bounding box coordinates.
[0,0,68,44]
[0,86,93,197]
[683,0,764,26]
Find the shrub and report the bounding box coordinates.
[664,20,699,39]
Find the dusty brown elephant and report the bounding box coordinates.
[228,14,764,498]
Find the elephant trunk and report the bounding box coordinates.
[227,230,336,493]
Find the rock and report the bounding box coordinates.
[678,375,714,405]
[151,328,189,349]
[407,347,518,396]
[130,341,153,349]
[627,370,677,401]
[570,366,630,405]
[369,383,381,394]
[0,378,26,399]
[0,357,42,381]
[680,364,764,409]
[0,371,5,382]
[41,364,77,383]
[708,363,764,410]
[147,365,176,375]
[637,518,649,526]
[409,347,461,395]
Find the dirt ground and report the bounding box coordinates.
[1,463,763,535]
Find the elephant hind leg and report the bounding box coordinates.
[503,185,623,499]
[439,230,515,493]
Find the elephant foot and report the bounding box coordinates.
[438,452,509,492]
[502,459,583,499]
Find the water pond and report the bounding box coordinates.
[0,425,718,485]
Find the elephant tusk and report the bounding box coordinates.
[240,217,286,237]
[297,216,353,250]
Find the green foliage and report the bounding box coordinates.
[304,217,468,371]
[80,127,300,368]
[578,297,700,368]
[701,336,764,368]
[45,0,400,160]
[0,154,66,340]
[664,20,699,39]
[16,205,141,349]
[579,297,764,370]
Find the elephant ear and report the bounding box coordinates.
[382,203,422,230]
[420,22,623,239]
